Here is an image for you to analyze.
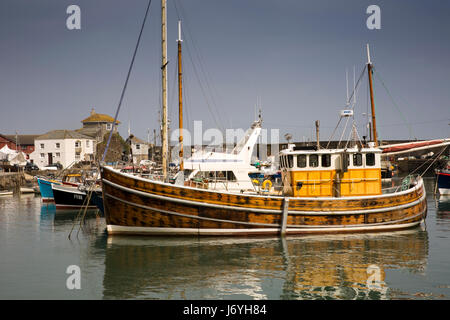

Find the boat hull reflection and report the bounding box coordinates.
[102,229,428,299]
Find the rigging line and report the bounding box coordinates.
[351,120,364,148]
[348,65,367,108]
[173,0,225,133]
[372,67,415,140]
[338,116,351,148]
[344,123,354,149]
[177,0,226,123]
[183,73,192,135]
[326,117,343,149]
[101,0,152,163]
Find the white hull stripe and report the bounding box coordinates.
[104,192,426,229]
[107,220,424,235]
[102,178,424,216]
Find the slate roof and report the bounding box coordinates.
[36,130,93,140]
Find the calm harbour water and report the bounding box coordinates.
[0,177,449,300]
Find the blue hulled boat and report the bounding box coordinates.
[36,176,61,202]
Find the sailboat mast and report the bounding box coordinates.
[366,44,378,147]
[161,0,169,179]
[177,20,184,171]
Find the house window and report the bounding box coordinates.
[55,143,60,149]
[75,153,81,160]
[136,144,140,150]
[56,153,60,157]
[106,123,112,131]
[40,153,45,158]
[40,143,44,149]
[86,140,90,148]
[75,141,80,148]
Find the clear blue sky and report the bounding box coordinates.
[1,0,449,144]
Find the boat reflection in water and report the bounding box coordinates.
[102,228,428,299]
[40,203,102,232]
[436,195,450,222]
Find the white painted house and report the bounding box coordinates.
[128,135,149,164]
[30,130,96,169]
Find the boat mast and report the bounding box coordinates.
[177,20,184,171]
[161,0,169,179]
[366,44,378,147]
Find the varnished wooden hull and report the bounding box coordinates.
[100,166,427,236]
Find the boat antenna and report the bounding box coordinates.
[346,68,350,106]
[353,65,357,106]
[366,44,378,147]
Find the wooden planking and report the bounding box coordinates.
[102,166,427,231]
[102,166,423,213]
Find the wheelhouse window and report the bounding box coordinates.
[321,154,331,167]
[309,154,319,167]
[353,153,363,166]
[287,155,293,168]
[297,154,307,168]
[366,153,375,166]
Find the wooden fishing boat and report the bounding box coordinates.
[101,147,426,236]
[99,3,427,236]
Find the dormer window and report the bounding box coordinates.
[106,123,112,131]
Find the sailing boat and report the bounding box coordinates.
[99,2,426,236]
